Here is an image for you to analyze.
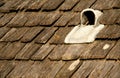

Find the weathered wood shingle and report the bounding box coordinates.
[0,0,120,78]
[59,0,79,11]
[73,0,96,11]
[92,0,120,10]
[0,27,10,39]
[35,27,58,43]
[1,27,29,42]
[0,61,15,78]
[7,61,34,78]
[0,13,16,26]
[41,0,64,11]
[15,43,41,60]
[21,27,44,42]
[54,12,75,26]
[100,10,120,24]
[7,12,29,27]
[107,40,120,59]
[50,27,73,43]
[31,44,55,60]
[26,0,47,10]
[0,42,25,59]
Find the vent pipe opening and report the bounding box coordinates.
[64,8,105,43]
[82,11,95,25]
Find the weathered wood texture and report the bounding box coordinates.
[0,0,119,78]
[73,0,96,11]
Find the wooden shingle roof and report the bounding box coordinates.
[0,0,120,78]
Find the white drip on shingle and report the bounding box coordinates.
[103,44,110,50]
[68,59,80,71]
[64,8,105,43]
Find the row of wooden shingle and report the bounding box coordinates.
[0,0,120,12]
[0,27,58,43]
[0,24,120,43]
[0,12,79,27]
[0,60,120,78]
[0,40,119,60]
[0,0,64,12]
[0,9,120,27]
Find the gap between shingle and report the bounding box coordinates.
[89,0,97,8]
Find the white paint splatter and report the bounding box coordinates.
[103,44,110,50]
[68,59,80,71]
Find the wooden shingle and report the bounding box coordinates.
[0,27,10,39]
[7,61,34,78]
[0,0,17,12]
[0,1,4,7]
[1,27,29,42]
[22,60,65,78]
[31,44,55,60]
[73,0,96,11]
[54,12,75,26]
[72,61,98,78]
[38,61,65,78]
[21,27,44,42]
[107,40,120,59]
[100,9,120,24]
[0,13,4,18]
[55,60,83,78]
[104,61,120,78]
[26,0,47,10]
[24,12,46,26]
[50,27,73,43]
[35,27,58,44]
[41,0,64,11]
[89,41,116,59]
[15,43,41,60]
[0,13,16,26]
[62,44,87,60]
[88,61,115,78]
[21,61,45,78]
[7,12,29,27]
[0,42,7,50]
[59,0,79,11]
[97,25,120,39]
[0,61,15,78]
[39,12,61,26]
[92,0,120,10]
[17,0,31,10]
[68,13,81,26]
[0,42,25,59]
[48,45,69,60]
[0,0,119,78]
